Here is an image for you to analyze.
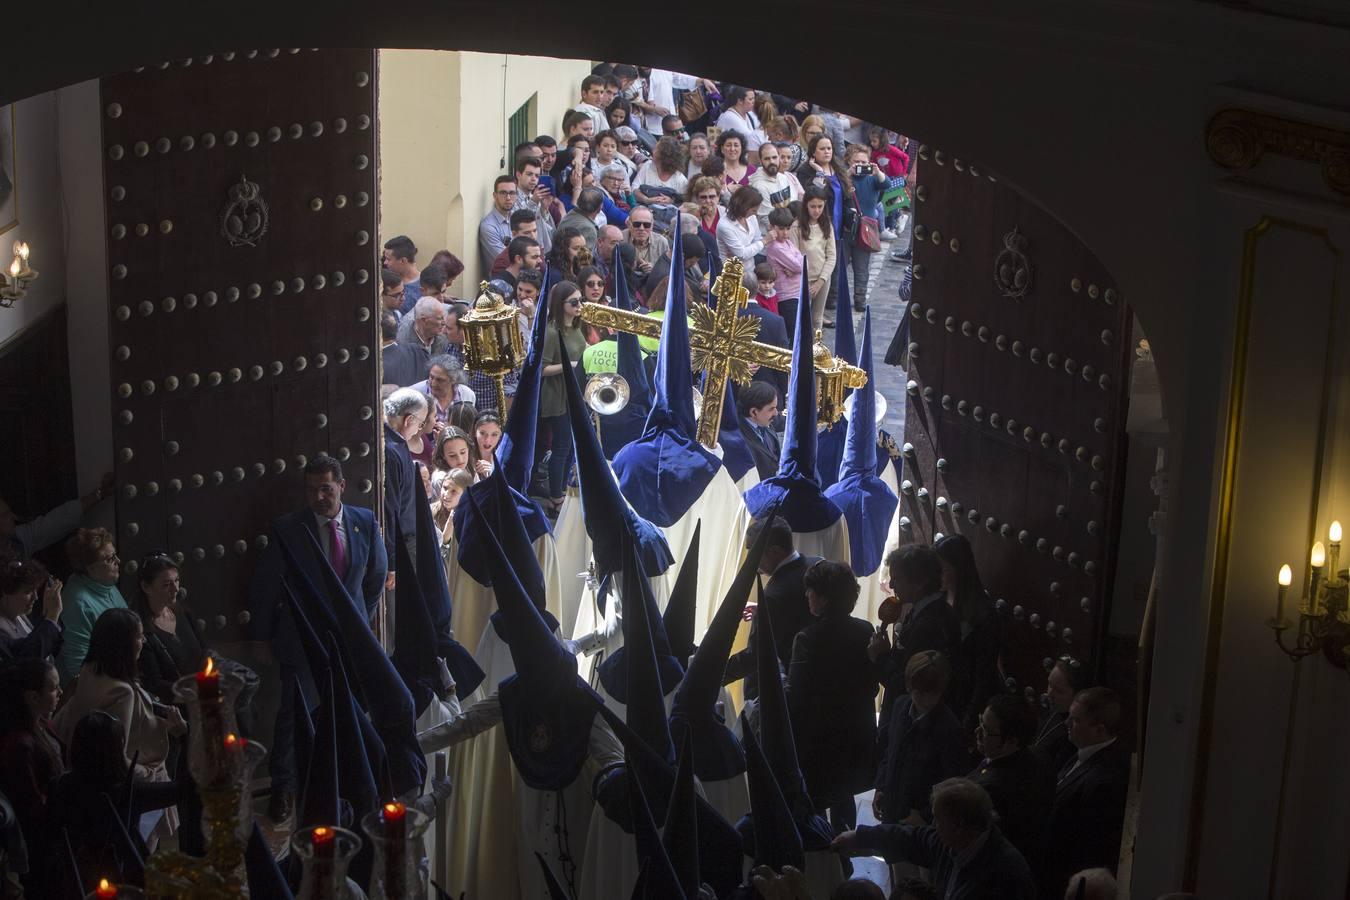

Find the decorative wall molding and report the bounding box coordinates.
[1206,108,1350,199]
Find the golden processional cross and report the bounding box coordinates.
[579,257,867,448]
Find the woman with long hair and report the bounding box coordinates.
[0,657,65,896]
[435,425,490,481]
[795,134,856,327]
[576,264,612,344]
[605,95,634,131]
[792,185,837,330]
[53,607,185,842]
[474,411,504,462]
[716,185,765,267]
[797,114,827,158]
[715,129,755,195]
[130,553,259,732]
[534,281,587,515]
[934,534,1002,734]
[546,226,589,286]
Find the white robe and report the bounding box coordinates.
[553,488,590,640]
[446,532,563,650]
[792,518,851,573]
[734,467,762,494]
[854,459,903,624]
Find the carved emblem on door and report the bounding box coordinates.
[994,227,1034,298]
[220,175,269,247]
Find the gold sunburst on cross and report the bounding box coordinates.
[578,257,865,447]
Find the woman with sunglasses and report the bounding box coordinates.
[53,527,129,687]
[576,265,613,345]
[132,552,260,733]
[534,281,588,516]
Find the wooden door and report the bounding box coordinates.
[903,148,1133,694]
[101,49,380,641]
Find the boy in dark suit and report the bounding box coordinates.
[969,694,1055,867]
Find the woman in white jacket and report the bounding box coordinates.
[716,186,765,269]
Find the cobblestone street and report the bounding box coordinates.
[847,241,909,439]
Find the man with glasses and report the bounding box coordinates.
[968,695,1056,865]
[661,114,688,141]
[478,174,518,275]
[622,206,668,277]
[511,156,559,255]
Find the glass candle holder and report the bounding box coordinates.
[292,826,362,900]
[173,662,246,789]
[85,880,146,899]
[361,804,432,900]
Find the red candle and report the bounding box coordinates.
[382,801,408,896]
[310,827,336,900]
[196,656,220,701]
[96,878,118,899]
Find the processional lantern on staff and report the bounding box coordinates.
[579,257,867,448]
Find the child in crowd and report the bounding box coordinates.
[474,413,503,461]
[431,467,475,545]
[764,206,803,332]
[753,261,780,314]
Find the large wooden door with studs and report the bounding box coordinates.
[901,146,1133,697]
[101,49,380,642]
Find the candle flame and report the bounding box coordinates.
[8,258,18,278]
[1279,564,1292,587]
[1332,521,1343,543]
[1312,542,1326,568]
[202,657,215,677]
[99,879,112,890]
[224,733,239,747]
[16,242,28,261]
[96,878,116,898]
[384,802,403,815]
[314,826,332,840]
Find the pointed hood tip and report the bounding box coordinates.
[563,333,674,578]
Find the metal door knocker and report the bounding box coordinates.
[994,227,1033,298]
[220,175,269,247]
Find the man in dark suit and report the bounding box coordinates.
[869,544,961,717]
[723,515,820,699]
[738,289,789,402]
[968,694,1055,867]
[380,309,425,389]
[736,381,782,479]
[248,457,389,823]
[1044,687,1130,898]
[833,777,1037,900]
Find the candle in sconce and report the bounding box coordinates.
[1329,520,1342,579]
[196,656,220,701]
[382,801,408,896]
[1311,542,1327,614]
[1276,564,1292,624]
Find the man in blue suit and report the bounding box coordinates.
[249,457,388,823]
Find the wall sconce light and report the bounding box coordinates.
[0,242,38,308]
[1271,520,1350,667]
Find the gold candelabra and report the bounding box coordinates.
[0,241,38,308]
[1270,520,1350,667]
[462,280,526,421]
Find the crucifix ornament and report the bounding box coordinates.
[579,258,866,447]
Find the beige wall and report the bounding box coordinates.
[378,50,591,290]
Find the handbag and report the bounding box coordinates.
[679,88,707,125]
[847,183,882,253]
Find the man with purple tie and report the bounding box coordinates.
[248,457,389,823]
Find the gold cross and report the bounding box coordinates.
[578,258,866,448]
